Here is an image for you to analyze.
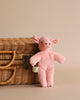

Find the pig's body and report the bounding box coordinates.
[30,36,65,88]
[31,50,54,70]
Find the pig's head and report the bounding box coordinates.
[33,35,58,51]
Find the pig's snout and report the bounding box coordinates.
[45,43,47,45]
[45,43,51,45]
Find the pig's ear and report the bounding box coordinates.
[33,35,40,44]
[50,39,58,45]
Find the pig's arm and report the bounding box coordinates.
[53,52,65,64]
[29,52,41,66]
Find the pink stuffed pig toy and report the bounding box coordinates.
[30,35,65,88]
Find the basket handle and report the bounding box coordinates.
[0,67,16,85]
[0,51,16,69]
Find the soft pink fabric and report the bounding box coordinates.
[30,35,65,88]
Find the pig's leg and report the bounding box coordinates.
[38,67,47,88]
[46,67,54,87]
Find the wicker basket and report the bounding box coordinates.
[0,38,39,85]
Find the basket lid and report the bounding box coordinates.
[0,37,39,54]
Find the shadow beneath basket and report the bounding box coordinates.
[0,84,41,89]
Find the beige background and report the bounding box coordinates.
[0,0,80,100]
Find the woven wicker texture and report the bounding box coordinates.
[0,37,39,85]
[0,38,39,54]
[0,66,39,85]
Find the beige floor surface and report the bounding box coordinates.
[0,65,80,100]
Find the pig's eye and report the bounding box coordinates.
[40,41,43,44]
